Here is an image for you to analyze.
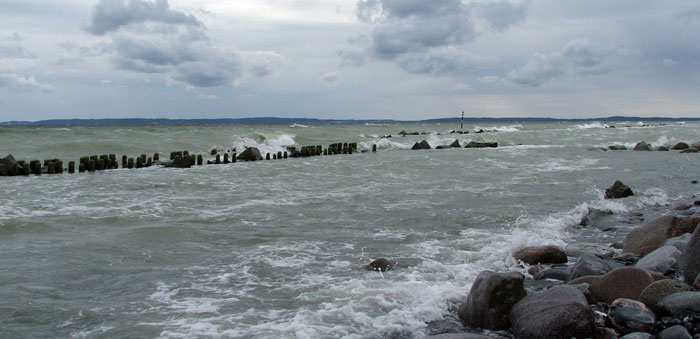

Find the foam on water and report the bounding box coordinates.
[231,132,296,156]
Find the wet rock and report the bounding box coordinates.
[680,148,699,153]
[605,180,634,199]
[595,327,619,339]
[634,245,681,274]
[619,332,653,339]
[622,215,700,255]
[638,279,691,312]
[411,140,432,150]
[569,282,595,304]
[568,275,602,290]
[570,252,614,280]
[364,258,393,272]
[608,145,627,150]
[237,147,263,161]
[427,334,492,339]
[608,298,656,335]
[692,141,700,149]
[657,325,692,339]
[464,141,498,148]
[674,203,692,210]
[164,155,192,168]
[633,142,652,151]
[398,130,407,136]
[457,270,526,330]
[654,145,669,151]
[592,267,653,303]
[672,142,690,150]
[662,233,692,252]
[510,285,595,339]
[513,245,567,265]
[565,243,615,258]
[449,140,461,148]
[694,273,700,289]
[534,267,571,282]
[656,291,700,317]
[683,224,700,285]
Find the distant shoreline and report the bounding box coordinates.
[1,116,698,127]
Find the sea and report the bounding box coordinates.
[0,120,698,338]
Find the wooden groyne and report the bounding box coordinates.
[0,142,377,177]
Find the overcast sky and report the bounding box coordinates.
[1,0,699,121]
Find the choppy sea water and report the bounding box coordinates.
[0,121,698,338]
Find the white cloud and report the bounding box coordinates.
[0,74,54,91]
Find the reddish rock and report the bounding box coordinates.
[622,215,700,255]
[591,267,654,304]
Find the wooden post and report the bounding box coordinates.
[372,144,377,152]
[127,158,134,169]
[197,154,203,166]
[283,151,288,159]
[154,152,160,161]
[266,152,271,160]
[122,155,127,167]
[216,154,221,164]
[277,151,282,160]
[55,160,64,173]
[224,153,230,164]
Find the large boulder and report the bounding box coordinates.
[591,267,654,303]
[457,271,526,330]
[449,140,461,148]
[237,147,263,161]
[623,215,700,255]
[619,333,653,339]
[570,252,613,280]
[633,142,651,151]
[607,298,656,335]
[638,279,691,311]
[509,285,595,339]
[683,225,700,285]
[364,258,393,272]
[604,181,634,199]
[657,325,692,339]
[608,145,627,151]
[0,154,17,175]
[671,142,689,150]
[513,245,567,265]
[692,141,700,149]
[465,141,497,148]
[411,140,431,150]
[656,291,700,317]
[654,145,669,151]
[634,245,681,274]
[164,155,192,168]
[564,242,615,258]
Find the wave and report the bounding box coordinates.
[230,132,296,156]
[574,122,608,129]
[473,124,522,133]
[289,123,308,128]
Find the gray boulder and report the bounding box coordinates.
[638,279,691,312]
[654,145,669,151]
[623,215,700,255]
[619,333,653,339]
[164,155,192,168]
[465,141,497,148]
[683,224,700,285]
[411,140,432,150]
[237,147,263,161]
[510,285,595,339]
[657,325,692,339]
[608,145,627,151]
[607,298,656,335]
[364,258,393,272]
[591,267,653,303]
[633,142,651,151]
[662,233,691,252]
[457,271,526,330]
[604,180,634,199]
[680,148,699,153]
[513,245,567,265]
[634,245,681,274]
[564,243,615,258]
[692,141,700,149]
[656,291,700,317]
[449,140,461,148]
[427,334,492,339]
[570,252,613,280]
[671,142,689,150]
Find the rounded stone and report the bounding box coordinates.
[513,245,568,265]
[638,279,691,311]
[607,298,656,335]
[592,267,653,304]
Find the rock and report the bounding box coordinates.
[692,141,700,149]
[656,291,700,317]
[608,145,627,150]
[611,253,639,265]
[638,279,691,311]
[671,142,690,150]
[449,140,461,148]
[457,271,526,330]
[237,147,263,161]
[592,267,653,303]
[569,282,595,304]
[570,253,614,280]
[680,148,699,153]
[607,298,656,335]
[594,327,619,339]
[683,225,700,285]
[411,140,432,150]
[510,285,595,339]
[633,142,651,151]
[661,233,692,252]
[694,273,700,289]
[398,130,407,136]
[364,258,393,272]
[534,267,571,282]
[427,334,492,339]
[634,245,681,274]
[619,333,653,339]
[605,181,634,199]
[654,145,669,151]
[622,215,700,255]
[656,325,692,339]
[674,202,692,210]
[513,245,567,265]
[464,141,497,148]
[164,155,192,168]
[568,275,602,288]
[564,243,615,258]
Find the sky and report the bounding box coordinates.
[1,0,699,121]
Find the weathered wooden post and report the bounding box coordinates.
[136,157,143,168]
[189,154,195,166]
[211,148,217,155]
[372,144,377,152]
[122,155,127,167]
[48,162,55,174]
[273,154,277,159]
[266,152,271,160]
[197,154,203,166]
[68,161,75,173]
[97,159,106,170]
[78,163,85,173]
[31,160,41,175]
[147,157,153,167]
[55,160,64,173]
[224,153,230,164]
[232,151,237,163]
[277,151,282,160]
[88,159,96,172]
[127,158,134,169]
[216,154,221,164]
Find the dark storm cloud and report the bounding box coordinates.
[87,0,279,88]
[348,0,528,75]
[87,0,201,35]
[509,38,614,87]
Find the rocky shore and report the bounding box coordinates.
[426,181,700,339]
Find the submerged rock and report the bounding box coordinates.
[457,270,526,330]
[513,245,567,265]
[510,285,595,339]
[608,145,627,151]
[411,140,432,150]
[604,181,634,199]
[364,258,393,272]
[634,142,652,151]
[238,147,263,161]
[671,142,689,150]
[623,215,700,255]
[654,145,669,151]
[464,141,497,148]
